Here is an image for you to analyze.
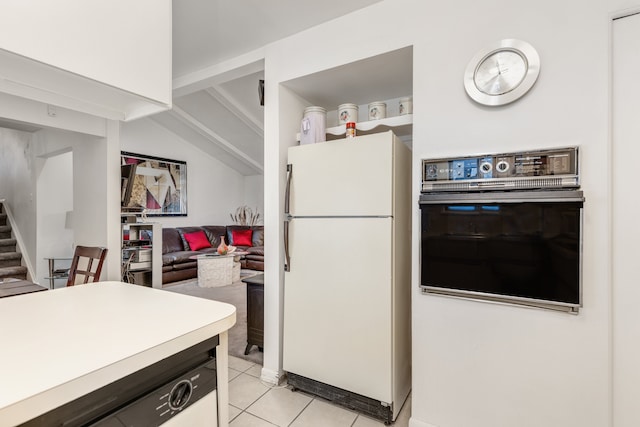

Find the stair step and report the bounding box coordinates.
[0,238,17,253]
[0,238,17,252]
[0,265,27,280]
[0,225,11,239]
[0,214,6,226]
[0,252,22,268]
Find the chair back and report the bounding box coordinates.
[66,246,108,286]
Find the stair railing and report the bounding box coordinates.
[0,199,36,283]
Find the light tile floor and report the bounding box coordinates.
[227,356,411,427]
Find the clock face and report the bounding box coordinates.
[464,39,540,106]
[474,50,527,95]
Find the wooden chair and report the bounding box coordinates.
[66,246,108,286]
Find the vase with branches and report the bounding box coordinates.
[230,205,262,226]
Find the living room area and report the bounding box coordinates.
[1,110,266,331]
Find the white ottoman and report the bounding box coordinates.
[196,255,234,287]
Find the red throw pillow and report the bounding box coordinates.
[232,229,253,247]
[184,230,212,251]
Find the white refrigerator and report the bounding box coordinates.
[283,131,411,423]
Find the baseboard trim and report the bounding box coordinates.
[260,367,285,386]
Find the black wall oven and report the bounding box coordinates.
[419,147,584,313]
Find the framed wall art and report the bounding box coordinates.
[121,151,187,216]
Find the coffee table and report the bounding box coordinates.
[191,252,248,288]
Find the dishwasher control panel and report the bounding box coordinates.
[91,358,218,426]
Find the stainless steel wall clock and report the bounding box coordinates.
[464,39,540,106]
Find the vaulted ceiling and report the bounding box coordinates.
[149,0,383,176]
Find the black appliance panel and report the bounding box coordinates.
[19,336,219,427]
[420,193,583,308]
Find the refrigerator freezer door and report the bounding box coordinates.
[287,132,396,217]
[283,217,393,403]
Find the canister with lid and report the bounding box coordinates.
[338,103,358,124]
[399,97,413,115]
[300,106,327,145]
[368,101,387,120]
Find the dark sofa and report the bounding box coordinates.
[162,225,264,284]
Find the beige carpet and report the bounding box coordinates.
[162,270,263,365]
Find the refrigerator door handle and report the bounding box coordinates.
[285,164,292,215]
[284,218,291,271]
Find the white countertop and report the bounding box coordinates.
[0,281,236,426]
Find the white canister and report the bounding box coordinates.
[368,101,387,120]
[338,103,358,124]
[399,97,413,115]
[300,106,327,145]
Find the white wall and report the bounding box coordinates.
[262,0,629,426]
[30,126,120,283]
[244,175,264,223]
[36,150,74,286]
[410,1,610,426]
[120,118,260,227]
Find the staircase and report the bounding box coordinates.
[0,202,28,281]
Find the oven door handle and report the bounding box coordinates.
[419,190,584,205]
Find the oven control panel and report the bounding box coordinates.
[422,147,578,192]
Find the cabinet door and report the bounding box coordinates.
[613,14,640,426]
